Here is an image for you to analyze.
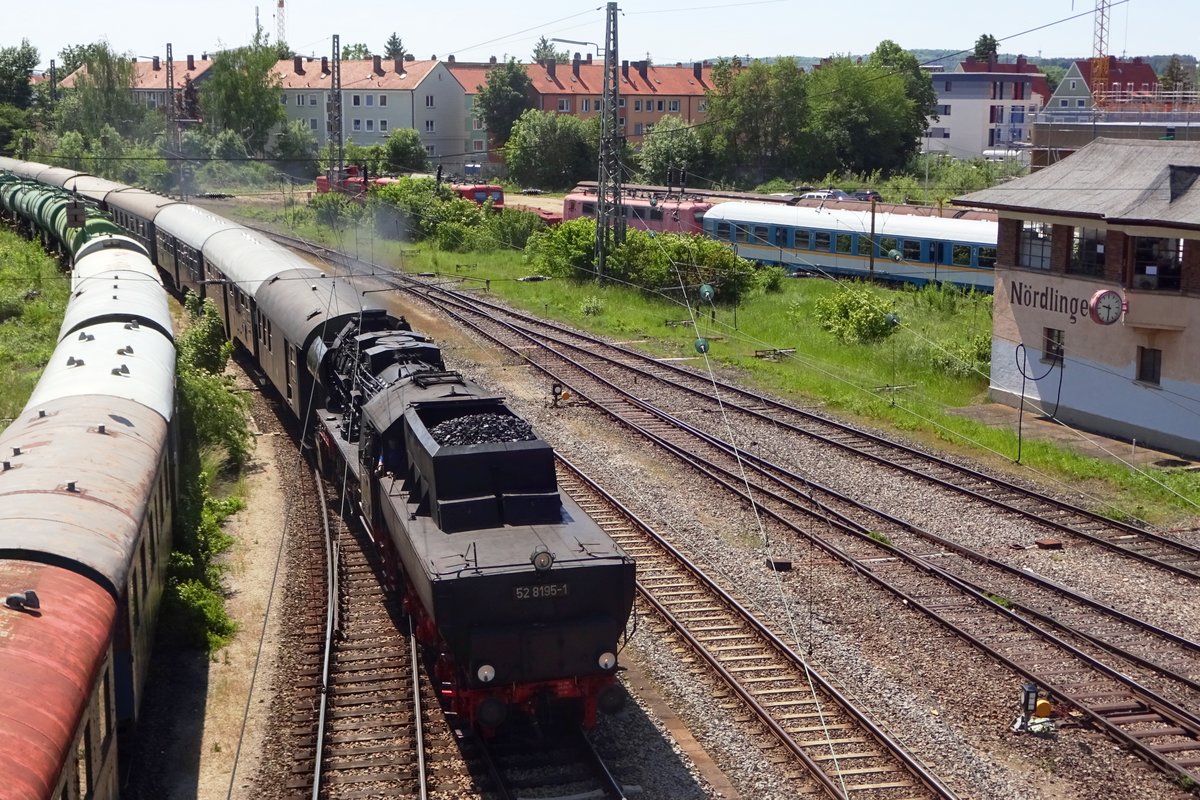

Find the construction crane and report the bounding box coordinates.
[276,0,287,46]
[1091,0,1111,107]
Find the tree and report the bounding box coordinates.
[384,127,430,173]
[0,103,29,154]
[56,43,148,143]
[868,39,938,133]
[342,43,371,60]
[474,59,534,146]
[178,74,202,122]
[636,115,705,184]
[199,32,286,155]
[503,109,595,189]
[1041,64,1066,94]
[0,40,39,110]
[57,43,105,78]
[973,34,999,61]
[531,36,568,65]
[1161,55,1193,93]
[702,57,809,182]
[383,33,406,62]
[804,56,922,176]
[273,119,318,178]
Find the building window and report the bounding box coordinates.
[618,116,625,127]
[656,100,664,111]
[698,99,707,112]
[634,122,643,135]
[366,95,374,106]
[380,119,388,132]
[1070,80,1077,90]
[309,94,317,106]
[472,117,483,130]
[1137,347,1162,385]
[944,81,951,91]
[1042,328,1064,364]
[473,140,485,152]
[1132,236,1182,290]
[557,98,571,112]
[668,99,679,112]
[352,94,361,106]
[1077,99,1086,107]
[1060,99,1069,107]
[426,94,435,107]
[280,93,288,105]
[634,99,642,111]
[352,118,361,131]
[936,104,951,116]
[618,98,625,108]
[425,119,435,132]
[1068,227,1105,276]
[366,119,374,131]
[1018,221,1051,270]
[380,95,387,106]
[581,99,591,112]
[309,118,318,131]
[425,144,435,154]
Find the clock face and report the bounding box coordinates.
[1090,290,1122,325]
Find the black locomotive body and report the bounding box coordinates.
[314,311,635,728]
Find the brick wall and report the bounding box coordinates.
[997,218,1020,266]
[1051,224,1073,274]
[1104,229,1126,283]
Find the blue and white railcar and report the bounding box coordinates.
[703,202,999,290]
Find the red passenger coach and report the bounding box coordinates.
[0,562,119,800]
[562,191,711,235]
[452,183,505,210]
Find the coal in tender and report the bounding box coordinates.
[430,413,536,446]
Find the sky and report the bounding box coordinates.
[7,0,1196,72]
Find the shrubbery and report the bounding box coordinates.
[811,284,898,344]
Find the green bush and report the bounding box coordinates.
[813,285,898,344]
[758,266,789,294]
[580,295,604,316]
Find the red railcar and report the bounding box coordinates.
[452,183,505,210]
[562,191,711,234]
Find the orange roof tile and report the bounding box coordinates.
[445,62,501,95]
[60,58,213,90]
[274,57,437,91]
[525,61,713,97]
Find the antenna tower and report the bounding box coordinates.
[276,0,287,46]
[1091,0,1111,107]
[328,35,345,186]
[594,1,624,279]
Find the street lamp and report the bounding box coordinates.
[550,38,601,58]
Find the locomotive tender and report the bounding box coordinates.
[313,311,635,728]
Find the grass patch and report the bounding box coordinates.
[211,201,1200,527]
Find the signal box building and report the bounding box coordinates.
[957,138,1200,457]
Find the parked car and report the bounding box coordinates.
[853,190,883,202]
[798,189,851,201]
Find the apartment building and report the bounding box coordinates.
[925,55,1051,159]
[60,55,213,111]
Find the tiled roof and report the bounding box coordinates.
[955,138,1200,230]
[274,57,438,90]
[525,61,713,97]
[60,58,213,90]
[445,62,500,95]
[1076,56,1159,90]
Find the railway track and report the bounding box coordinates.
[557,458,957,799]
[260,227,1200,790]
[469,722,628,799]
[386,283,1200,787]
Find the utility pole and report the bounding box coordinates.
[594,1,624,279]
[165,43,184,198]
[328,34,344,188]
[48,60,56,105]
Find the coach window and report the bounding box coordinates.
[582,202,595,216]
[952,244,972,267]
[753,225,769,243]
[715,222,730,240]
[835,234,852,254]
[793,230,809,249]
[879,237,897,258]
[734,225,749,243]
[978,247,997,269]
[858,236,874,257]
[902,240,922,261]
[1042,328,1064,364]
[1068,227,1105,276]
[773,227,788,247]
[1018,220,1051,269]
[814,231,831,251]
[1137,346,1162,386]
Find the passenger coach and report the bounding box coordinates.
[704,202,999,290]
